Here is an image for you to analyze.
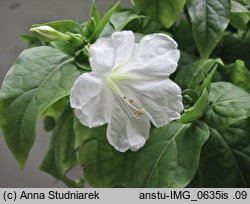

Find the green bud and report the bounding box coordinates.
[66,32,85,47]
[30,25,71,42]
[182,89,198,109]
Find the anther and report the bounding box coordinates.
[133,108,145,117]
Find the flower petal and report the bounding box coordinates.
[70,73,110,128]
[117,78,183,128]
[123,33,180,77]
[111,31,136,68]
[89,38,115,73]
[107,101,150,152]
[90,31,136,73]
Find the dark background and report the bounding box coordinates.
[0,0,131,187]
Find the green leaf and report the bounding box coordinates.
[89,2,119,43]
[175,59,218,90]
[196,65,217,96]
[187,0,231,58]
[199,119,250,187]
[74,118,209,187]
[90,0,100,24]
[73,118,125,187]
[98,21,115,38]
[204,82,250,129]
[134,33,146,43]
[220,60,250,92]
[178,89,208,123]
[238,27,250,39]
[50,40,75,56]
[178,52,198,67]
[231,0,250,13]
[234,0,250,4]
[133,0,186,28]
[174,18,197,54]
[0,46,82,168]
[178,64,217,123]
[51,33,84,56]
[127,121,210,187]
[40,107,83,187]
[139,18,163,34]
[230,0,250,29]
[85,17,96,38]
[220,33,250,69]
[110,10,146,31]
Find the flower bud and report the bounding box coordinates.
[66,32,84,47]
[30,25,71,42]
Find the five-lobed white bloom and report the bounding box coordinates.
[70,31,183,152]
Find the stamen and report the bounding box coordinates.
[134,108,145,116]
[106,76,146,119]
[106,77,134,117]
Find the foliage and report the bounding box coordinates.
[0,0,250,187]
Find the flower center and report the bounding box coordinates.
[106,74,145,119]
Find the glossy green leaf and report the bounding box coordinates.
[127,121,210,187]
[175,59,218,90]
[204,82,250,129]
[199,119,250,187]
[40,108,83,187]
[220,60,250,92]
[133,0,186,28]
[0,46,81,168]
[187,0,231,58]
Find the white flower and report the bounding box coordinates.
[70,31,183,152]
